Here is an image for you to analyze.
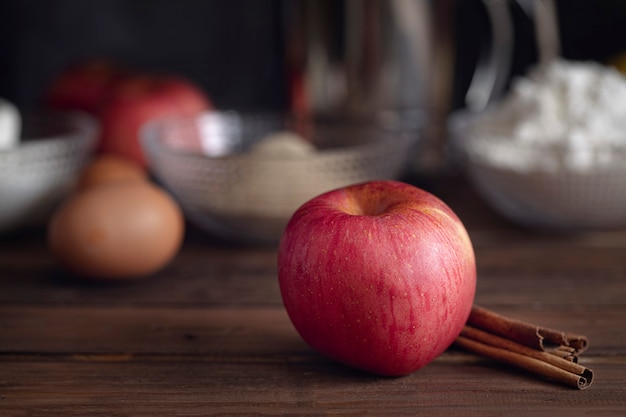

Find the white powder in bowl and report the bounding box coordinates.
[466,59,626,172]
[206,130,318,220]
[248,131,316,158]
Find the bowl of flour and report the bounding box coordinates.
[450,59,626,230]
[142,111,421,244]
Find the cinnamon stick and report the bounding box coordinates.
[467,305,588,355]
[455,305,593,390]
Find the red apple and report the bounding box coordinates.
[45,59,130,114]
[277,180,477,376]
[98,74,212,166]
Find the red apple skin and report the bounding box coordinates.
[278,180,476,377]
[97,75,212,166]
[45,59,130,114]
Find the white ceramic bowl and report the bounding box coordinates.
[141,111,421,244]
[0,111,98,233]
[449,109,626,231]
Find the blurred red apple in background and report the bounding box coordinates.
[45,60,213,166]
[45,59,130,114]
[278,180,476,377]
[97,74,212,166]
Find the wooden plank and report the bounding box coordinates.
[0,237,283,307]
[1,264,623,311]
[0,307,304,356]
[474,268,626,310]
[0,306,621,357]
[2,234,626,308]
[1,356,625,416]
[474,236,626,270]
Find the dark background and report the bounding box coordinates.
[0,0,288,111]
[2,0,626,113]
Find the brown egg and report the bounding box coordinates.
[77,154,148,189]
[48,182,184,280]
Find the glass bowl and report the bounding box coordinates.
[141,111,421,244]
[0,111,98,233]
[449,108,626,231]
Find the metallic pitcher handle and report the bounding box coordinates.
[465,0,514,111]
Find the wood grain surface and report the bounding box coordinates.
[1,176,625,416]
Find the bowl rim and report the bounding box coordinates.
[140,110,423,162]
[1,110,99,154]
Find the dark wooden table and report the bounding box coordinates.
[1,175,625,416]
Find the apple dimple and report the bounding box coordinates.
[344,191,395,217]
[340,181,445,220]
[353,181,413,215]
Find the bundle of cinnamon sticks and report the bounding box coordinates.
[455,305,593,390]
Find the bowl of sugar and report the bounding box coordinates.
[450,59,626,231]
